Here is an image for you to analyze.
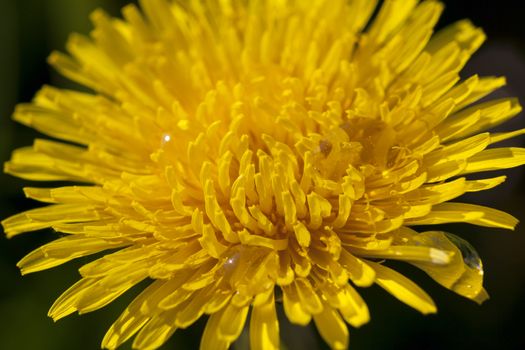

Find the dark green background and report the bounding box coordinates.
[1,1,525,349]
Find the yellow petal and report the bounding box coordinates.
[282,284,311,326]
[200,311,229,350]
[132,316,177,350]
[406,202,518,229]
[238,229,288,250]
[48,278,92,321]
[464,176,506,192]
[2,203,103,237]
[295,278,323,314]
[102,281,161,349]
[250,292,279,350]
[76,267,149,314]
[424,22,485,82]
[455,76,507,112]
[490,128,525,144]
[338,285,370,328]
[366,0,418,45]
[176,285,215,328]
[444,98,521,142]
[425,133,489,165]
[338,249,376,287]
[313,304,349,350]
[351,245,454,265]
[218,302,249,342]
[462,147,525,174]
[17,236,127,275]
[367,261,437,314]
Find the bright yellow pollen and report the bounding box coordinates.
[2,0,524,349]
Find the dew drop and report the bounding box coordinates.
[222,251,240,276]
[444,232,483,273]
[162,133,172,144]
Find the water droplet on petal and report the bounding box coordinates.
[444,232,483,273]
[222,251,240,275]
[162,133,172,144]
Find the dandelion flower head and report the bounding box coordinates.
[3,0,525,349]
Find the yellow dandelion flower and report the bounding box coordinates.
[3,0,525,349]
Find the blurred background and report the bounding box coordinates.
[1,0,525,349]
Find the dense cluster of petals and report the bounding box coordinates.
[3,0,525,349]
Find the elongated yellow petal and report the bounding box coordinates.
[102,281,162,349]
[490,128,525,144]
[18,236,128,275]
[338,249,376,287]
[406,202,518,229]
[464,176,506,192]
[250,292,279,350]
[367,0,418,45]
[313,303,349,350]
[338,284,370,328]
[462,147,525,174]
[368,261,437,314]
[282,284,311,326]
[200,310,229,350]
[351,246,454,265]
[3,204,104,237]
[132,317,177,350]
[443,98,522,142]
[218,302,250,342]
